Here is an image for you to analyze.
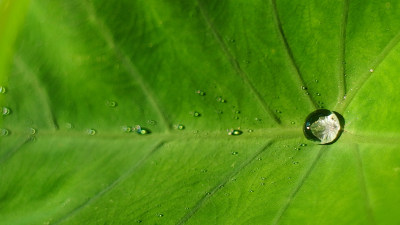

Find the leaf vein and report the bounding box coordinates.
[269,0,318,110]
[51,140,167,225]
[176,140,275,225]
[197,0,282,125]
[271,145,326,225]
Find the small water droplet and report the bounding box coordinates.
[261,182,265,186]
[205,192,211,195]
[293,161,299,165]
[316,93,321,96]
[257,157,262,161]
[249,190,254,193]
[301,86,308,90]
[248,129,254,133]
[196,90,206,96]
[304,109,344,144]
[235,110,240,114]
[231,151,239,155]
[177,124,185,130]
[0,86,6,94]
[261,177,266,180]
[122,125,132,133]
[294,147,300,151]
[87,129,96,135]
[276,109,282,114]
[134,125,151,135]
[291,121,295,125]
[136,220,142,223]
[2,107,11,115]
[158,214,164,217]
[147,120,157,125]
[193,111,201,117]
[255,117,262,122]
[193,130,199,134]
[314,79,319,83]
[300,143,307,147]
[216,96,226,103]
[30,128,37,135]
[228,129,243,136]
[369,68,374,73]
[233,116,239,120]
[106,100,117,108]
[201,169,208,173]
[0,128,9,136]
[65,123,73,129]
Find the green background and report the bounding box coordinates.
[1,0,400,224]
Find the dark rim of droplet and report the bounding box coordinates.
[303,109,345,145]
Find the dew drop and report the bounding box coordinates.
[122,125,132,133]
[233,116,239,120]
[231,151,239,155]
[228,129,243,136]
[303,109,344,144]
[87,129,96,135]
[30,128,37,135]
[314,79,319,83]
[291,121,295,125]
[195,90,206,96]
[300,143,307,147]
[177,124,185,130]
[134,125,151,135]
[65,123,73,129]
[316,93,321,96]
[249,190,254,193]
[136,220,142,223]
[248,129,254,133]
[216,96,226,103]
[369,68,374,73]
[106,100,117,108]
[2,107,11,115]
[0,128,9,136]
[158,214,164,217]
[193,111,201,117]
[257,157,262,161]
[147,120,157,125]
[276,109,282,114]
[235,110,240,114]
[301,86,308,90]
[0,86,6,94]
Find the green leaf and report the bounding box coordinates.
[2,0,400,224]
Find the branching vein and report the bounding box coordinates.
[197,0,282,125]
[270,0,318,110]
[176,140,275,225]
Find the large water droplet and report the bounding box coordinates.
[2,107,11,115]
[303,109,344,144]
[0,86,6,94]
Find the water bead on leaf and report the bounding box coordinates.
[228,129,243,136]
[134,125,151,135]
[87,129,96,135]
[303,109,344,144]
[2,107,11,115]
[0,86,6,94]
